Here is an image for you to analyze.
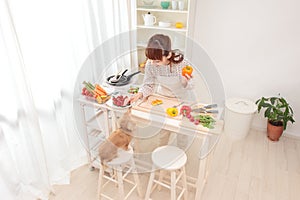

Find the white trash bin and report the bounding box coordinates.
[224,98,257,140]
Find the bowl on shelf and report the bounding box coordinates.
[160,1,170,9]
[143,0,154,5]
[175,22,184,28]
[158,21,171,28]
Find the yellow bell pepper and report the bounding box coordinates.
[166,107,179,117]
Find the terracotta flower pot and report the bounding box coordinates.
[267,120,284,141]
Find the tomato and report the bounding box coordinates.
[182,65,193,77]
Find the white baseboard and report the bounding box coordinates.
[283,131,300,139]
[251,124,300,139]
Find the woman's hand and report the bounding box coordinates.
[181,74,192,88]
[129,92,143,104]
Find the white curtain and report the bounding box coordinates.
[0,0,134,199]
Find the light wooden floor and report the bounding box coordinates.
[49,129,300,200]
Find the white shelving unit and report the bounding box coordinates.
[77,97,111,169]
[77,96,130,170]
[135,0,192,68]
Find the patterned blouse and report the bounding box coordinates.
[139,59,191,98]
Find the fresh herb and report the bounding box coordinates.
[193,114,216,129]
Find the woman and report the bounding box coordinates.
[130,34,194,149]
[130,34,193,102]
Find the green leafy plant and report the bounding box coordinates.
[255,95,295,130]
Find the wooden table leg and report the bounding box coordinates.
[195,156,207,200]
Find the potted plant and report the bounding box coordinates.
[255,95,295,141]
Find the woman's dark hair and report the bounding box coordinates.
[145,34,184,64]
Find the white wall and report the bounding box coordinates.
[192,0,300,136]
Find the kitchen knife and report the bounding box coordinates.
[192,103,218,112]
[203,103,218,109]
[199,109,219,114]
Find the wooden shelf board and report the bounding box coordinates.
[137,7,188,14]
[137,25,187,32]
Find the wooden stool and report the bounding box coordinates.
[145,145,188,200]
[97,145,142,200]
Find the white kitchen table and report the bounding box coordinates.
[131,94,224,200]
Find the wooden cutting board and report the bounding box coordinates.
[132,93,183,120]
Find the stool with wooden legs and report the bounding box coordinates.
[97,145,142,200]
[145,145,188,200]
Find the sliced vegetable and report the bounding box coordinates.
[151,99,163,106]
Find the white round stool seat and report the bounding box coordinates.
[152,145,187,170]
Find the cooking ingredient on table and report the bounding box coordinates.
[81,87,93,97]
[180,105,192,116]
[180,105,216,128]
[193,114,216,128]
[96,95,110,104]
[82,81,110,104]
[182,65,193,77]
[128,86,139,94]
[151,99,163,106]
[112,95,130,107]
[166,107,179,117]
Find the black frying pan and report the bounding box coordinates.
[107,71,141,86]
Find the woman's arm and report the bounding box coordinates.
[138,62,156,98]
[130,62,156,103]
